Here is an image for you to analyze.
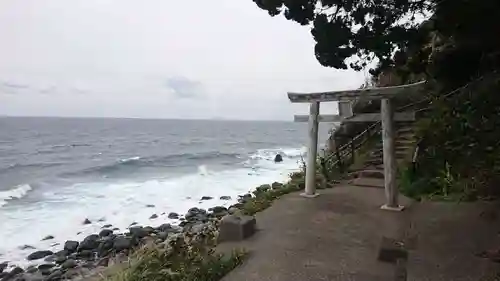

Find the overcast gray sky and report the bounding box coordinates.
[0,0,365,120]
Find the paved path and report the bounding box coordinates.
[219,186,413,281]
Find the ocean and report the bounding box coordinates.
[0,117,333,266]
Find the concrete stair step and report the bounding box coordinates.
[350,177,385,188]
[358,169,385,179]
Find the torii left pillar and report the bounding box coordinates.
[301,101,320,198]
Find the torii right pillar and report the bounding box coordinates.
[380,98,404,211]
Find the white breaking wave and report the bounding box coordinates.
[119,156,141,163]
[0,184,32,207]
[0,146,304,267]
[198,165,210,176]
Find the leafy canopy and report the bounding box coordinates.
[252,0,431,71]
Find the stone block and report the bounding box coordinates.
[377,237,408,263]
[218,215,256,243]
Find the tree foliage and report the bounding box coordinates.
[252,0,430,71]
[251,0,500,86]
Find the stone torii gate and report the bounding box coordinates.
[288,81,425,211]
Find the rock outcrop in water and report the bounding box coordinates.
[274,154,283,163]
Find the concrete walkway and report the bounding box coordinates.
[219,186,413,281]
[219,186,500,281]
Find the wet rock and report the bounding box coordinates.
[102,224,113,228]
[46,269,62,281]
[157,232,169,241]
[76,250,94,260]
[97,257,109,267]
[144,226,156,234]
[61,269,79,280]
[228,207,241,215]
[272,182,284,189]
[149,214,158,219]
[0,262,7,273]
[78,234,99,251]
[64,241,79,253]
[145,204,155,208]
[157,223,173,232]
[98,217,106,222]
[97,236,115,257]
[82,218,92,225]
[41,235,54,241]
[238,194,252,204]
[19,245,36,250]
[219,196,232,200]
[200,196,213,200]
[61,259,77,269]
[37,264,55,271]
[49,243,59,247]
[129,222,138,226]
[99,229,113,237]
[129,227,148,239]
[54,255,67,265]
[190,223,208,234]
[255,184,271,193]
[4,267,24,279]
[212,206,227,213]
[112,227,120,231]
[168,212,179,219]
[25,266,37,274]
[274,154,283,163]
[113,236,132,252]
[27,250,54,261]
[17,273,45,281]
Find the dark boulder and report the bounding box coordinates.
[272,182,284,189]
[149,214,158,219]
[129,222,138,226]
[168,212,179,219]
[3,267,24,280]
[61,259,77,269]
[27,250,54,261]
[41,235,54,241]
[37,264,55,271]
[25,265,37,274]
[0,262,7,273]
[129,227,149,239]
[19,245,36,250]
[76,250,94,260]
[102,224,113,228]
[211,206,227,213]
[219,196,232,200]
[78,235,99,251]
[54,255,67,265]
[200,196,213,200]
[98,229,113,237]
[113,236,132,252]
[82,218,92,225]
[157,223,173,232]
[64,241,79,253]
[274,154,283,163]
[98,217,106,222]
[97,257,109,267]
[145,204,155,208]
[97,236,115,257]
[157,232,169,241]
[46,269,62,281]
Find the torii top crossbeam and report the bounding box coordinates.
[287,80,426,103]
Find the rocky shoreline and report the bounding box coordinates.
[0,181,289,281]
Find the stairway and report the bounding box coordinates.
[345,124,417,188]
